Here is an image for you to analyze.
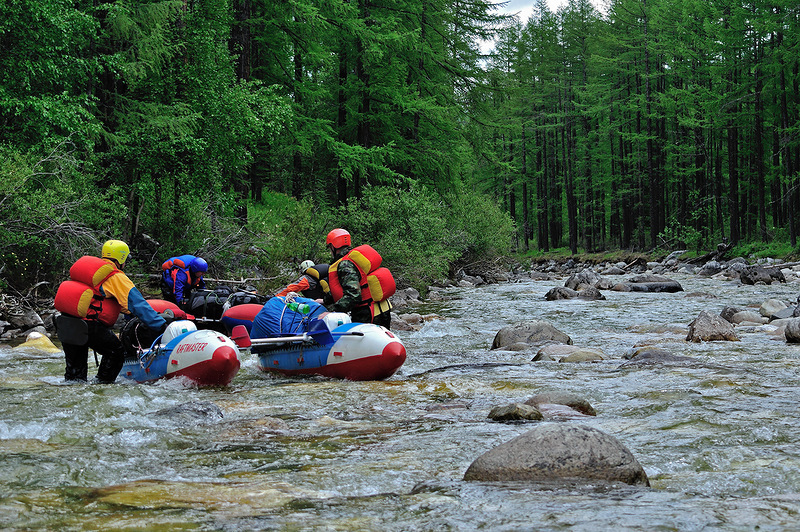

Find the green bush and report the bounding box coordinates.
[246,192,333,289]
[336,184,459,292]
[444,187,515,264]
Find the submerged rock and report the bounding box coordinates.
[153,401,224,423]
[525,392,596,416]
[488,403,543,422]
[619,346,696,367]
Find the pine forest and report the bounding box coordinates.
[1,0,799,292]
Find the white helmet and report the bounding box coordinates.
[300,260,314,271]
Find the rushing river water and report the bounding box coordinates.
[3,272,800,530]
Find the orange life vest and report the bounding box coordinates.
[54,256,122,327]
[326,245,396,317]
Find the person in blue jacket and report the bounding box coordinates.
[160,254,208,306]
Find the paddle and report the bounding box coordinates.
[229,319,335,348]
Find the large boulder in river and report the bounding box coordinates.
[390,288,422,309]
[463,424,649,486]
[545,286,579,300]
[545,286,605,301]
[784,318,800,343]
[491,320,572,350]
[760,299,788,319]
[697,261,723,277]
[612,274,683,293]
[740,265,785,285]
[564,269,601,291]
[686,310,739,342]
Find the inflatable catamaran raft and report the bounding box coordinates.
[222,297,406,381]
[120,297,406,384]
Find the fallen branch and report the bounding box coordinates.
[128,274,282,285]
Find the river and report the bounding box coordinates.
[2,271,800,530]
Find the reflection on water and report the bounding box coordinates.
[3,273,800,529]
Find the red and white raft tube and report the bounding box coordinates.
[120,300,240,386]
[225,307,407,381]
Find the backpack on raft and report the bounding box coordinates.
[186,286,233,320]
[225,291,269,309]
[251,296,326,337]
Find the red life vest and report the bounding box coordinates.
[54,256,122,327]
[326,245,396,317]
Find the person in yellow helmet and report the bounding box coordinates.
[54,239,167,383]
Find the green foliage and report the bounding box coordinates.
[658,220,704,253]
[0,141,122,289]
[729,241,795,261]
[247,192,332,280]
[337,185,459,291]
[444,187,515,264]
[332,185,514,291]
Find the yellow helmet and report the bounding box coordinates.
[102,239,130,265]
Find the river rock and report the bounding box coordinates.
[730,310,768,325]
[618,346,695,366]
[545,286,579,300]
[532,344,580,361]
[488,403,543,421]
[153,401,224,423]
[577,286,605,300]
[612,274,683,293]
[13,331,61,353]
[698,261,723,277]
[391,288,422,309]
[687,311,739,342]
[525,392,596,416]
[560,348,605,363]
[720,305,748,322]
[463,424,649,486]
[564,269,601,291]
[491,320,572,350]
[770,306,795,321]
[740,265,785,285]
[760,299,788,319]
[7,308,45,330]
[785,318,800,343]
[215,417,291,440]
[612,280,684,292]
[601,266,626,276]
[391,314,415,331]
[544,286,604,301]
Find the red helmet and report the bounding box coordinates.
[326,228,351,249]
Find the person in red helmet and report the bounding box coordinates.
[321,229,393,329]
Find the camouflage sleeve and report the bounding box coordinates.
[328,259,362,312]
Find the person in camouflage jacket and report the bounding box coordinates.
[321,228,391,328]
